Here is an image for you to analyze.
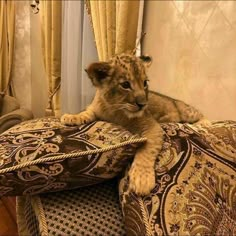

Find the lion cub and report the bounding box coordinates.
[61,53,204,195]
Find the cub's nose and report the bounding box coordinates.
[135,96,147,110]
[136,102,146,110]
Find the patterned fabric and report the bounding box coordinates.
[119,121,236,236]
[0,117,145,196]
[24,196,40,235]
[17,179,125,236]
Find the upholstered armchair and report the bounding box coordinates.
[0,94,33,133]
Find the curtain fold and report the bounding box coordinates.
[40,0,62,117]
[61,1,97,114]
[0,0,15,94]
[115,1,140,55]
[86,0,140,61]
[61,0,142,114]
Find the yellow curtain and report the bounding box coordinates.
[40,0,62,117]
[86,0,140,61]
[0,0,15,94]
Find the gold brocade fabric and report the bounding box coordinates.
[14,121,236,236]
[0,1,15,94]
[86,0,140,61]
[120,121,236,236]
[40,0,62,117]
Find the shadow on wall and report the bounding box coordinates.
[142,1,236,120]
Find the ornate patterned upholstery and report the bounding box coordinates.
[120,121,236,235]
[16,121,236,235]
[0,117,145,196]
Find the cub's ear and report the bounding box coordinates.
[85,62,112,87]
[139,55,152,68]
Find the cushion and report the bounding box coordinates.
[119,121,236,236]
[1,95,20,115]
[17,179,125,236]
[0,117,146,196]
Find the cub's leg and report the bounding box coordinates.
[128,119,163,195]
[158,112,180,123]
[173,101,211,126]
[174,100,206,124]
[61,107,96,126]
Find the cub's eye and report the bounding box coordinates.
[120,81,131,89]
[144,80,149,88]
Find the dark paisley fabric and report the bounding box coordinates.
[0,117,144,196]
[119,121,236,236]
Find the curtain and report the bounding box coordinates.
[86,0,140,61]
[40,0,62,117]
[61,1,143,114]
[61,1,98,114]
[0,0,15,94]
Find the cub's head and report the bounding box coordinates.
[86,53,152,118]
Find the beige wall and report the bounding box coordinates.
[142,1,236,120]
[12,1,47,118]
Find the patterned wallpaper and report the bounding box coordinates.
[143,1,236,120]
[11,1,31,110]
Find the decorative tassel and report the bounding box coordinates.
[45,83,61,117]
[45,97,54,117]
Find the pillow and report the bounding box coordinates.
[0,117,146,196]
[119,121,236,236]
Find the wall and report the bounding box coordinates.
[142,1,236,120]
[11,1,47,118]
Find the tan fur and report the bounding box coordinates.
[61,53,205,195]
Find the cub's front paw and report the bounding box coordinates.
[61,113,90,126]
[128,163,156,196]
[61,114,79,126]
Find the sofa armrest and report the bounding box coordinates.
[0,108,33,133]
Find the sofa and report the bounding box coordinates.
[0,93,33,133]
[0,93,33,235]
[0,116,235,236]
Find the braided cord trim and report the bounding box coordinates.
[0,137,147,174]
[138,198,154,236]
[31,196,49,236]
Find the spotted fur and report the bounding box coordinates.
[61,53,205,195]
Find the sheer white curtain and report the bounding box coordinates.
[61,1,144,114]
[61,1,97,114]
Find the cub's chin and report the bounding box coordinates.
[122,104,147,119]
[124,109,145,119]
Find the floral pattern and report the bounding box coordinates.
[0,117,144,196]
[119,121,236,236]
